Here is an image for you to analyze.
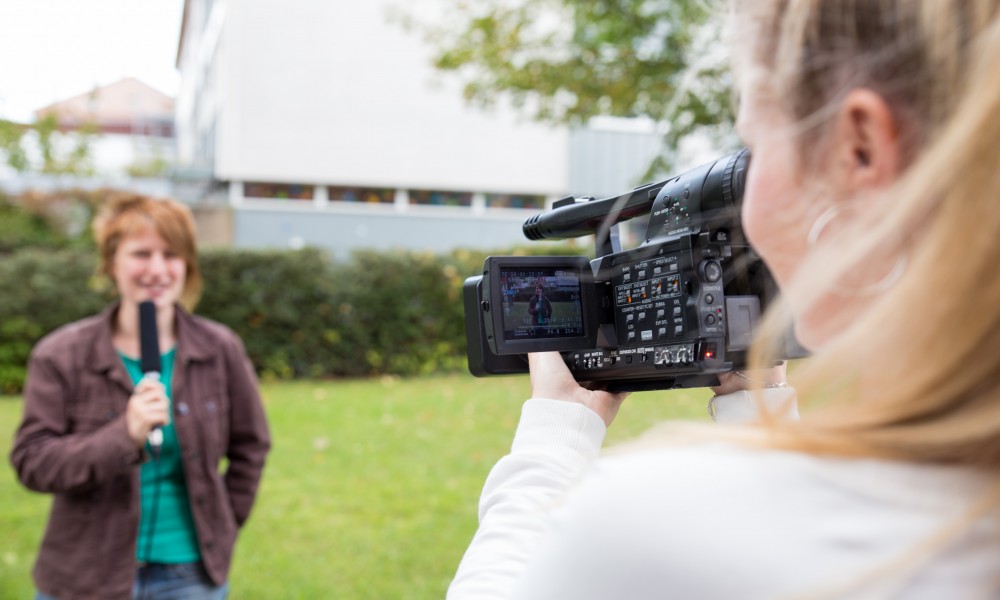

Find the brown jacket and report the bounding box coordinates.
[10,303,271,600]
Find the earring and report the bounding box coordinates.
[806,205,842,248]
[807,205,908,296]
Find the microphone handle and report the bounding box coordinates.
[148,428,163,448]
[142,371,164,449]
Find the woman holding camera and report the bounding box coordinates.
[450,0,1000,597]
[11,194,270,599]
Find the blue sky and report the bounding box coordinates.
[1,0,184,121]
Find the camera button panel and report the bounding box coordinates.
[470,148,805,391]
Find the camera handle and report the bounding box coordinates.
[523,182,665,251]
[555,196,624,256]
[597,221,622,256]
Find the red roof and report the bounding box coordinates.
[34,77,174,128]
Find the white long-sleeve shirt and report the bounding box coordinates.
[449,394,1000,599]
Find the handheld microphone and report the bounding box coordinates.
[138,300,163,452]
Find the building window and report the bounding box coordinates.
[244,182,314,200]
[485,193,546,210]
[409,190,473,207]
[328,186,394,204]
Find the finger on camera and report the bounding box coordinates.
[528,352,574,387]
[580,380,607,392]
[528,352,568,373]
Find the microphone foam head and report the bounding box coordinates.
[138,300,161,374]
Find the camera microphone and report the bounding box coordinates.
[522,183,663,241]
[138,300,163,452]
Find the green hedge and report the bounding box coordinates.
[0,243,583,393]
[0,249,110,393]
[0,188,100,253]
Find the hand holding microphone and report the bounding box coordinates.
[125,378,169,449]
[125,301,169,452]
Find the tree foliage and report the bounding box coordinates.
[0,114,98,175]
[0,120,30,172]
[401,0,737,174]
[0,189,101,254]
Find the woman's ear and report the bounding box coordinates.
[831,89,901,192]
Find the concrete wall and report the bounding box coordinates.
[568,119,663,198]
[191,205,233,248]
[173,0,667,257]
[213,0,568,196]
[232,204,545,259]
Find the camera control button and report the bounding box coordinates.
[623,272,632,282]
[705,294,715,305]
[638,312,647,321]
[700,260,723,283]
[677,348,690,363]
[675,325,683,334]
[705,314,717,326]
[638,270,647,279]
[658,327,667,337]
[627,331,636,341]
[657,309,665,319]
[626,313,634,323]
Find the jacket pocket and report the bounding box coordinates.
[198,394,230,458]
[67,401,115,434]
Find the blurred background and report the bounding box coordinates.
[0,0,733,596]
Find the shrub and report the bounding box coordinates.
[0,203,585,393]
[197,247,345,381]
[0,249,109,393]
[0,189,101,254]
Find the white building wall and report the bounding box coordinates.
[231,205,553,259]
[176,0,226,174]
[173,0,670,256]
[568,117,664,198]
[213,0,568,195]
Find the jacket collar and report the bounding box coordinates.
[85,301,215,376]
[174,305,215,364]
[86,302,133,392]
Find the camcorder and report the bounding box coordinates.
[463,149,806,392]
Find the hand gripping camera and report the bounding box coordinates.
[463,149,806,392]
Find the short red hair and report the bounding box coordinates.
[92,193,202,310]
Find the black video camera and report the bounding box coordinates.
[463,149,806,392]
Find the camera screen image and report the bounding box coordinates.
[499,267,585,340]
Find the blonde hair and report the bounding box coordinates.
[721,0,1000,466]
[92,193,203,311]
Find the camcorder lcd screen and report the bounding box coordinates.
[484,256,597,354]
[499,266,585,341]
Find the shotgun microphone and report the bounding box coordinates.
[138,300,163,452]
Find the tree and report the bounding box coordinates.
[0,188,102,254]
[0,114,97,176]
[34,114,98,176]
[399,0,738,175]
[0,120,30,172]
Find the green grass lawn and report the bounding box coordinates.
[0,372,711,598]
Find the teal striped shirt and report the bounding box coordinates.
[119,349,202,563]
